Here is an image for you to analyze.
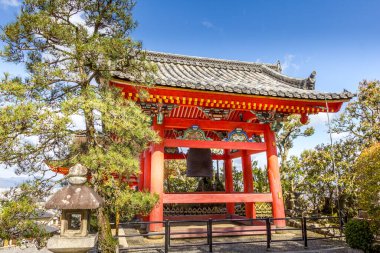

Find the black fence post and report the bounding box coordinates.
[207,218,213,253]
[168,220,171,247]
[339,214,347,236]
[164,220,170,253]
[207,220,210,246]
[302,217,308,249]
[266,218,271,250]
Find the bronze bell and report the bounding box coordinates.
[186,148,213,177]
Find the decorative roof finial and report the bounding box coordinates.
[276,60,282,73]
[301,71,317,90]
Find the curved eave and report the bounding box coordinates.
[110,78,352,114]
[110,71,354,101]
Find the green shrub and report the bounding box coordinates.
[345,219,374,252]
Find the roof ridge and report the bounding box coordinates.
[112,50,354,100]
[145,50,318,89]
[145,50,280,71]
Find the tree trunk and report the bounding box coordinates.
[81,83,115,250]
[289,179,296,210]
[115,209,120,237]
[97,207,117,253]
[81,82,97,148]
[329,190,334,215]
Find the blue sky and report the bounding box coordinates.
[0,0,380,178]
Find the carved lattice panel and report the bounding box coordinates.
[164,202,272,217]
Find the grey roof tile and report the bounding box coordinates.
[113,51,354,100]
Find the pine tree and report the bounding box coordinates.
[0,0,159,251]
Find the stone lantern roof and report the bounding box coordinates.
[45,164,104,210]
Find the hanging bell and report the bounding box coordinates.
[186,148,213,177]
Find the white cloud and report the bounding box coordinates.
[201,20,223,33]
[331,132,349,140]
[281,54,300,73]
[0,0,19,8]
[0,164,18,178]
[308,112,344,130]
[308,112,335,126]
[201,21,214,29]
[70,12,86,26]
[69,12,94,34]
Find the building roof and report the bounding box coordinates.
[113,51,354,101]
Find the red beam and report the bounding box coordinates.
[164,139,267,151]
[164,118,265,133]
[164,153,225,160]
[163,193,273,204]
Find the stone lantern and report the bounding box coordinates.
[45,164,104,253]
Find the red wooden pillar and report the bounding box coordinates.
[138,153,145,191]
[242,150,256,218]
[264,125,286,227]
[149,122,165,232]
[224,150,235,215]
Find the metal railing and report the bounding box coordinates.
[115,215,347,252]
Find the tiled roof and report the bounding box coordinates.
[113,51,354,100]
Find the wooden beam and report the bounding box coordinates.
[163,193,273,204]
[164,153,225,160]
[164,118,265,132]
[164,139,267,151]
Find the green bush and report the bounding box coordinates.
[345,219,374,252]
